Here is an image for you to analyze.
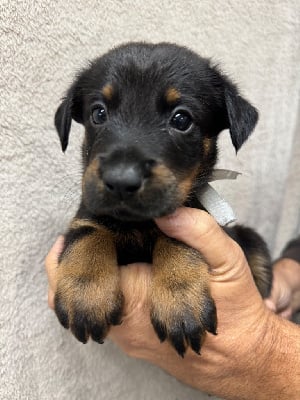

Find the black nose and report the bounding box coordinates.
[102,165,144,199]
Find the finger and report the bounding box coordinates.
[155,208,263,317]
[266,272,292,313]
[279,308,292,320]
[156,208,246,276]
[45,235,64,292]
[118,263,151,318]
[109,263,153,347]
[264,299,276,313]
[48,287,55,310]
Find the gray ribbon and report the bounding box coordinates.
[196,169,241,226]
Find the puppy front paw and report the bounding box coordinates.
[54,222,122,343]
[55,272,123,343]
[150,284,217,357]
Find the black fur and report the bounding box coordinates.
[59,225,96,263]
[55,42,259,223]
[56,43,257,153]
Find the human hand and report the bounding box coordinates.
[45,209,278,399]
[109,210,300,400]
[265,258,300,319]
[46,235,64,310]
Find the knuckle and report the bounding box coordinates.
[194,209,216,231]
[231,240,245,263]
[224,240,246,273]
[191,211,220,244]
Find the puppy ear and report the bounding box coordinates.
[54,96,72,152]
[54,84,83,152]
[224,83,258,152]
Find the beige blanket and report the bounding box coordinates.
[1,1,299,398]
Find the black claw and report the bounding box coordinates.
[90,323,105,344]
[107,306,123,326]
[150,315,167,342]
[183,315,203,355]
[54,294,69,329]
[202,297,217,335]
[106,292,124,326]
[189,333,202,355]
[72,314,88,343]
[169,328,186,358]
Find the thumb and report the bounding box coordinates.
[45,235,65,293]
[155,208,263,316]
[156,208,248,281]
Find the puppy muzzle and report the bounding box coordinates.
[82,149,180,220]
[100,155,156,201]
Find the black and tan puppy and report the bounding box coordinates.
[54,42,272,356]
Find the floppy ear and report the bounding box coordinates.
[54,96,72,152]
[223,83,258,152]
[54,84,83,152]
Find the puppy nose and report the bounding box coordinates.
[102,166,143,198]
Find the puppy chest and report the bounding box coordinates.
[115,230,156,265]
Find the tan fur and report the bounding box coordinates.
[151,235,211,337]
[152,163,200,203]
[83,156,100,182]
[101,83,114,101]
[151,164,177,187]
[178,166,200,199]
[82,156,104,195]
[152,163,174,179]
[56,225,122,341]
[165,87,181,104]
[247,252,271,296]
[203,137,212,157]
[70,218,101,230]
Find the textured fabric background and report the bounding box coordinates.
[1,1,300,399]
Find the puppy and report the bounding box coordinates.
[54,42,272,356]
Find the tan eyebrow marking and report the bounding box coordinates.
[203,137,212,156]
[101,84,114,101]
[165,87,181,104]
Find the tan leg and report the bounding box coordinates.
[55,220,123,343]
[150,235,217,357]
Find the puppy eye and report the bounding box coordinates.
[170,110,193,132]
[91,106,107,124]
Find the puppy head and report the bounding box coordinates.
[55,43,258,220]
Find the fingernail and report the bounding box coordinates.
[53,235,65,252]
[264,299,276,312]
